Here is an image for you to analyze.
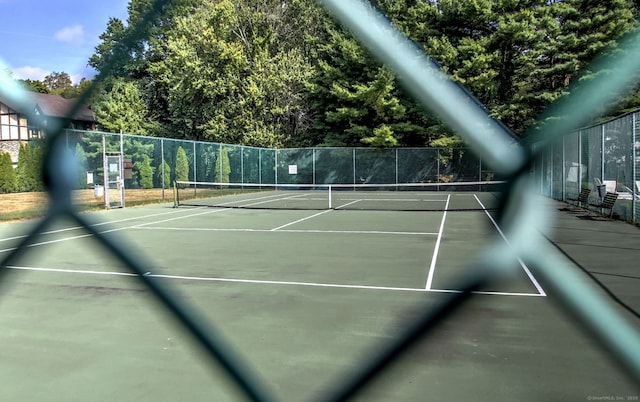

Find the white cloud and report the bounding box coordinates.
[13,66,51,81]
[54,25,85,45]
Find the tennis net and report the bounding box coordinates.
[173,180,506,211]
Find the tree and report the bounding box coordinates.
[30,144,44,191]
[136,154,154,188]
[158,160,171,188]
[16,143,33,192]
[44,72,73,93]
[146,0,315,146]
[19,79,49,94]
[361,125,399,148]
[74,143,89,189]
[214,147,231,183]
[386,0,637,134]
[306,23,424,146]
[88,18,129,77]
[175,146,189,184]
[89,1,200,137]
[93,78,152,134]
[0,153,17,193]
[15,142,43,192]
[87,0,639,146]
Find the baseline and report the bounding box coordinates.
[5,265,546,297]
[131,226,437,236]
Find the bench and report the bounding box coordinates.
[589,191,619,218]
[567,188,591,208]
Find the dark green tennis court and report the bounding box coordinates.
[0,194,637,400]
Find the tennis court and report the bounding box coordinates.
[0,189,637,401]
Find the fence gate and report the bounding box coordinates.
[103,152,125,208]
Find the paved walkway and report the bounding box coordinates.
[547,199,640,318]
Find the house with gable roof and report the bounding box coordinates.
[0,91,96,164]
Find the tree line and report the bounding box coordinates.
[18,0,640,150]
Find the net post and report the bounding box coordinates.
[329,185,332,209]
[173,180,178,208]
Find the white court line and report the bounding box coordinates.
[334,199,362,209]
[0,206,207,243]
[424,194,450,290]
[241,192,312,208]
[133,207,232,228]
[0,227,121,254]
[3,265,545,297]
[0,207,230,253]
[473,194,546,296]
[133,226,437,236]
[271,210,332,231]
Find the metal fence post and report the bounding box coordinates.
[633,112,637,223]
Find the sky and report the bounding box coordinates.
[0,0,130,84]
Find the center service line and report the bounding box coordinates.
[425,194,451,290]
[271,209,333,231]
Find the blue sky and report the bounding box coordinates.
[0,0,130,84]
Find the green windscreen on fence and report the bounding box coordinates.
[1,0,640,400]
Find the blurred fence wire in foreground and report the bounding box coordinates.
[1,0,640,400]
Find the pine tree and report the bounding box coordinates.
[175,146,189,185]
[75,143,89,189]
[15,143,33,192]
[214,147,231,183]
[28,142,44,192]
[93,79,152,134]
[307,24,413,146]
[137,155,154,189]
[160,160,172,188]
[0,153,18,193]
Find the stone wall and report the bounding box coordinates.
[0,140,25,165]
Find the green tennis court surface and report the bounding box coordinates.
[0,199,637,400]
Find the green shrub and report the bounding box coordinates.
[0,153,18,193]
[175,146,189,186]
[136,154,154,189]
[158,160,171,188]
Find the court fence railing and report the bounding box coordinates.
[59,128,497,193]
[533,108,640,224]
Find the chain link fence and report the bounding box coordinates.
[1,0,640,400]
[63,129,493,191]
[534,110,640,223]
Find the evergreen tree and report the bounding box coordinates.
[30,144,44,192]
[158,160,171,188]
[16,143,33,192]
[0,153,17,193]
[175,146,189,184]
[87,0,639,145]
[93,79,152,134]
[75,143,89,189]
[306,25,413,146]
[15,142,43,192]
[137,154,154,189]
[214,147,231,183]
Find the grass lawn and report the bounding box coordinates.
[0,188,171,221]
